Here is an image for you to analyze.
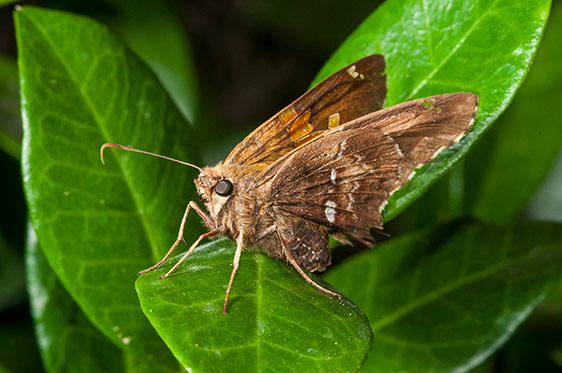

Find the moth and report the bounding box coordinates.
[101,55,478,314]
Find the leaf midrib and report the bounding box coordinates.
[22,9,161,262]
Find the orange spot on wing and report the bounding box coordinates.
[328,113,340,129]
[279,107,297,124]
[288,110,313,142]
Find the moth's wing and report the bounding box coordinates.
[224,55,386,170]
[275,212,331,272]
[260,92,478,245]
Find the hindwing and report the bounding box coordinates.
[261,92,478,245]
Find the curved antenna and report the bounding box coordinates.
[100,143,201,171]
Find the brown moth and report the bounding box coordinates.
[101,55,478,314]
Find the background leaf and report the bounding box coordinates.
[0,229,25,311]
[104,0,199,124]
[526,152,562,222]
[0,55,21,158]
[313,0,551,222]
[136,238,373,372]
[324,220,562,372]
[0,0,16,8]
[16,6,201,366]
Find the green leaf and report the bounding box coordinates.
[16,5,201,365]
[552,345,562,367]
[462,1,562,221]
[0,0,17,8]
[136,238,373,372]
[0,320,43,373]
[526,146,562,222]
[25,223,125,372]
[526,151,562,223]
[0,55,21,158]
[26,222,175,372]
[388,1,562,229]
[313,0,551,222]
[324,220,562,372]
[104,0,199,124]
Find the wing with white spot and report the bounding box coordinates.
[261,92,478,244]
[224,55,386,170]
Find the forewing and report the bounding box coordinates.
[224,55,386,170]
[262,92,478,244]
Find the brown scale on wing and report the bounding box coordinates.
[275,212,331,272]
[342,92,479,183]
[224,55,387,170]
[258,92,478,245]
[265,128,402,245]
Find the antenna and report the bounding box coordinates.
[100,143,201,171]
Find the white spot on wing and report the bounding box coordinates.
[380,184,402,213]
[379,199,388,213]
[337,139,348,158]
[394,143,403,157]
[431,146,447,160]
[347,65,359,78]
[331,169,337,185]
[347,194,354,209]
[325,201,337,223]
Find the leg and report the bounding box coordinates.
[138,201,213,275]
[279,233,341,298]
[223,232,244,314]
[160,229,219,278]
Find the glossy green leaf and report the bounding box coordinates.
[0,55,21,158]
[324,220,562,372]
[313,0,551,222]
[463,1,562,221]
[136,238,373,372]
[16,5,201,365]
[400,1,562,229]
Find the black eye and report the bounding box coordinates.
[214,180,233,196]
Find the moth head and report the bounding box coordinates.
[195,164,235,218]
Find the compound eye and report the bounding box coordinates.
[214,180,233,196]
